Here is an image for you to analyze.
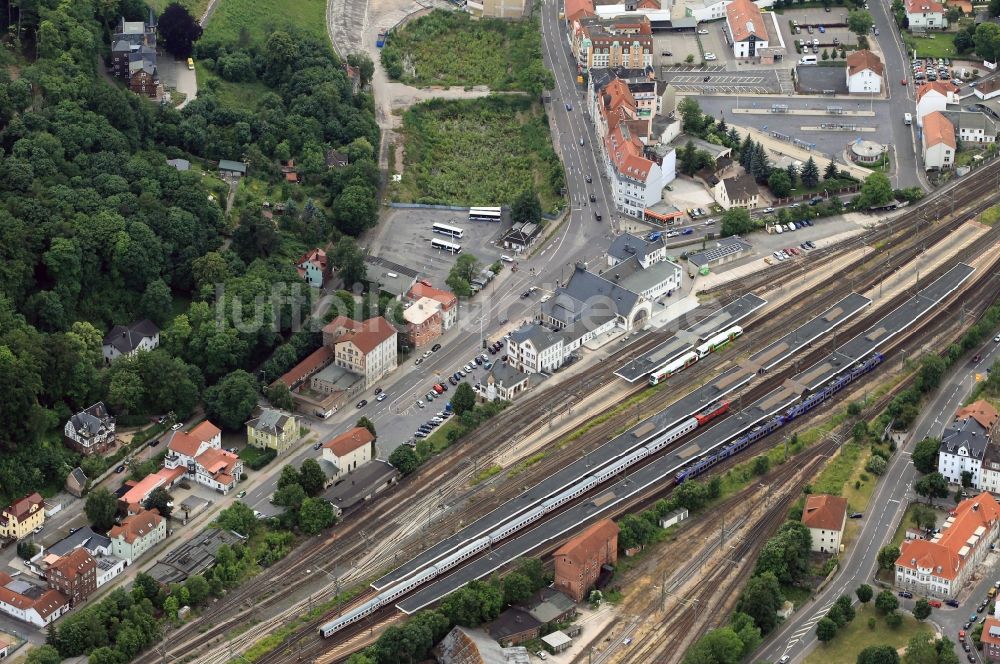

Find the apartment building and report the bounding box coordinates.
[726,0,769,58]
[846,50,884,94]
[801,494,847,553]
[905,0,947,28]
[922,111,956,171]
[164,421,243,495]
[0,493,44,541]
[553,519,619,601]
[322,316,398,389]
[64,402,116,455]
[245,409,299,453]
[895,492,1000,598]
[47,548,97,607]
[915,81,959,126]
[572,16,653,73]
[109,509,167,565]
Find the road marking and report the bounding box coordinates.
[888,498,900,503]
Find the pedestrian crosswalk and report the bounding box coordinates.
[781,600,836,653]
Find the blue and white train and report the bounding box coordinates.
[319,353,883,639]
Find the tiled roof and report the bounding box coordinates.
[4,492,43,521]
[109,509,163,545]
[167,432,203,458]
[278,346,333,388]
[102,319,159,354]
[408,281,457,309]
[916,80,958,103]
[923,111,956,149]
[195,448,240,483]
[297,248,328,271]
[189,420,221,443]
[802,494,847,531]
[605,120,653,183]
[68,402,113,436]
[905,0,944,13]
[722,173,760,202]
[847,50,884,77]
[983,616,1000,646]
[940,416,990,460]
[726,0,767,42]
[49,548,96,581]
[247,408,293,435]
[324,316,397,354]
[565,0,597,21]
[896,492,1000,579]
[553,519,619,567]
[956,400,999,431]
[323,427,375,457]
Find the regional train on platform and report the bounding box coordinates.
[648,325,743,386]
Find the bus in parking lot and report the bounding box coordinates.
[431,238,462,254]
[432,222,464,239]
[469,206,502,222]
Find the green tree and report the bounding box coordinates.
[682,628,745,664]
[721,208,754,237]
[912,437,940,474]
[975,23,1000,62]
[277,464,302,490]
[855,172,895,210]
[273,483,306,511]
[184,575,211,606]
[203,370,259,430]
[961,470,974,488]
[768,170,793,198]
[231,213,280,263]
[164,595,179,620]
[216,502,259,538]
[678,97,707,136]
[858,644,900,664]
[910,503,937,531]
[299,458,328,496]
[828,603,848,627]
[915,472,949,505]
[157,2,203,57]
[85,488,119,530]
[735,571,783,634]
[729,612,762,656]
[816,616,838,642]
[144,487,173,519]
[512,190,542,225]
[904,632,938,664]
[332,237,367,290]
[298,497,337,534]
[874,589,899,615]
[265,382,294,411]
[912,597,932,620]
[786,162,800,187]
[25,645,63,664]
[835,595,856,623]
[877,545,900,570]
[446,254,481,296]
[824,160,839,180]
[140,279,173,328]
[856,583,873,604]
[866,455,887,476]
[801,157,820,189]
[848,9,875,35]
[389,446,420,474]
[356,416,377,438]
[452,383,476,415]
[501,572,534,606]
[752,455,770,476]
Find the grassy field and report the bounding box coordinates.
[201,0,327,47]
[396,96,565,209]
[380,10,547,91]
[147,0,210,17]
[195,66,273,109]
[902,32,957,59]
[804,608,933,664]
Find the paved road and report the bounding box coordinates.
[758,335,1000,664]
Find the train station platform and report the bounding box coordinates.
[396,267,972,613]
[614,293,768,383]
[688,294,767,341]
[381,294,868,594]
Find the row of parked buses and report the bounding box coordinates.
[648,325,744,386]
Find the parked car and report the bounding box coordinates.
[899,591,913,598]
[929,599,942,608]
[414,431,427,438]
[171,422,183,431]
[698,28,709,34]
[416,400,425,409]
[115,464,126,473]
[521,291,532,299]
[946,599,960,607]
[704,53,717,61]
[431,343,442,352]
[681,227,693,235]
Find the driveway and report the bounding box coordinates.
[158,55,198,109]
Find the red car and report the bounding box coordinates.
[929,599,942,608]
[901,78,907,85]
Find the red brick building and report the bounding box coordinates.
[47,548,97,607]
[553,519,619,601]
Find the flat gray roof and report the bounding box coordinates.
[321,460,399,512]
[687,237,753,269]
[615,336,692,383]
[688,293,767,341]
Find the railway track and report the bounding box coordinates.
[257,249,1000,664]
[171,169,1000,662]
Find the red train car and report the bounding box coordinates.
[695,401,730,426]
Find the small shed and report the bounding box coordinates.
[541,631,573,654]
[659,507,689,529]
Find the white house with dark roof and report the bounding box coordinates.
[64,402,116,455]
[102,319,159,364]
[479,362,531,401]
[713,173,760,210]
[945,111,999,144]
[938,416,990,486]
[506,325,566,374]
[606,232,667,268]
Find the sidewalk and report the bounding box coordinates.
[729,123,873,181]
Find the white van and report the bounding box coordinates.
[799,55,817,65]
[500,254,514,262]
[903,112,913,126]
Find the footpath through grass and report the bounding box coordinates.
[804,608,933,664]
[201,0,327,47]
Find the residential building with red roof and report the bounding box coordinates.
[164,419,242,495]
[915,81,959,126]
[983,605,1000,661]
[0,492,45,541]
[554,519,619,601]
[277,346,334,390]
[957,401,999,433]
[296,248,331,289]
[109,509,166,565]
[602,104,674,220]
[402,297,443,349]
[322,316,398,389]
[726,0,769,58]
[571,16,653,74]
[564,0,597,23]
[120,466,184,506]
[895,492,1000,598]
[0,572,69,627]
[922,111,956,171]
[321,426,375,482]
[801,494,847,553]
[846,50,884,94]
[47,548,97,606]
[905,0,947,28]
[408,281,458,330]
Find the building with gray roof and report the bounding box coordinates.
[938,416,992,486]
[481,361,531,401]
[602,254,682,302]
[47,527,111,558]
[64,402,116,456]
[607,232,667,267]
[167,158,190,171]
[321,459,400,512]
[218,160,247,176]
[435,626,531,664]
[102,319,159,364]
[542,264,651,332]
[147,528,246,586]
[365,255,419,300]
[686,236,753,275]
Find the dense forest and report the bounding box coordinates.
[0,0,380,504]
